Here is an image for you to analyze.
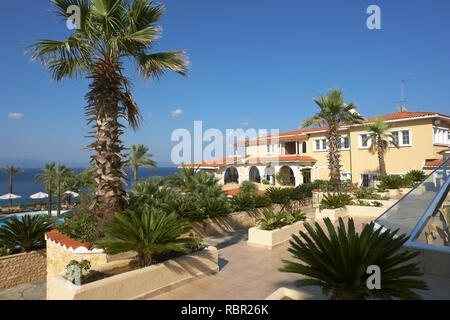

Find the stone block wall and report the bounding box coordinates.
[46,236,107,279]
[0,250,46,289]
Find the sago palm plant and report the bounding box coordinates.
[301,89,363,187]
[96,208,194,267]
[31,0,189,221]
[0,215,54,252]
[363,117,399,176]
[125,144,157,184]
[280,217,428,300]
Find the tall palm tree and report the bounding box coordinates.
[301,89,363,187]
[35,163,56,215]
[363,117,400,176]
[30,0,189,221]
[125,144,157,184]
[55,164,72,216]
[0,165,23,207]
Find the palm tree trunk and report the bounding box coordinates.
[378,141,387,176]
[86,58,127,223]
[133,166,138,185]
[8,175,12,208]
[328,125,342,188]
[57,180,61,217]
[48,184,52,215]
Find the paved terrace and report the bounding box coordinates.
[148,217,450,300]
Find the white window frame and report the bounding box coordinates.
[389,128,412,147]
[266,143,275,154]
[341,172,352,181]
[358,133,370,149]
[312,138,329,152]
[433,126,450,146]
[301,141,308,154]
[313,136,350,152]
[339,136,350,150]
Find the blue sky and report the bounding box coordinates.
[0,0,449,167]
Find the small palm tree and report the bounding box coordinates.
[0,215,53,252]
[301,89,363,187]
[35,163,56,215]
[0,165,24,208]
[363,117,399,176]
[125,144,157,184]
[96,208,194,267]
[55,164,72,216]
[31,0,189,221]
[280,217,428,300]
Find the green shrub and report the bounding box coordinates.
[0,247,11,257]
[377,175,405,189]
[230,192,255,212]
[0,215,53,252]
[371,201,383,207]
[128,171,231,222]
[240,180,258,194]
[355,188,389,200]
[162,195,203,222]
[354,199,371,206]
[261,179,270,185]
[266,187,293,204]
[290,183,315,200]
[198,197,231,218]
[258,209,306,231]
[319,194,353,210]
[65,260,91,284]
[57,211,98,243]
[405,170,426,183]
[253,194,272,208]
[96,208,195,267]
[280,217,428,300]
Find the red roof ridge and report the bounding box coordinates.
[45,229,100,253]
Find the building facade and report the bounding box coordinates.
[180,111,450,188]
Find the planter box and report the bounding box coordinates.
[346,205,386,218]
[247,221,305,249]
[388,189,401,198]
[400,188,412,195]
[47,246,218,300]
[190,204,288,237]
[315,207,348,222]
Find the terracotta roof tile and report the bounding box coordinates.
[223,188,265,196]
[235,111,448,146]
[178,155,248,168]
[424,159,443,167]
[46,229,94,250]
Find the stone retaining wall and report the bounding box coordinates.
[0,250,46,289]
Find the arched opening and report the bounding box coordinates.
[264,166,275,185]
[249,166,261,183]
[277,166,296,186]
[302,141,307,153]
[224,167,239,184]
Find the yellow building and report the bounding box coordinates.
[180,111,450,188]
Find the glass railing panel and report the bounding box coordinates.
[412,183,450,247]
[375,158,449,237]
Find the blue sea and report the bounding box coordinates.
[0,167,179,206]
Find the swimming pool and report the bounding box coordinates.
[0,210,73,228]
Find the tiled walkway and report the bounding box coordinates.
[149,216,450,300]
[149,217,371,300]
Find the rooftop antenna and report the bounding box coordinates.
[398,79,413,111]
